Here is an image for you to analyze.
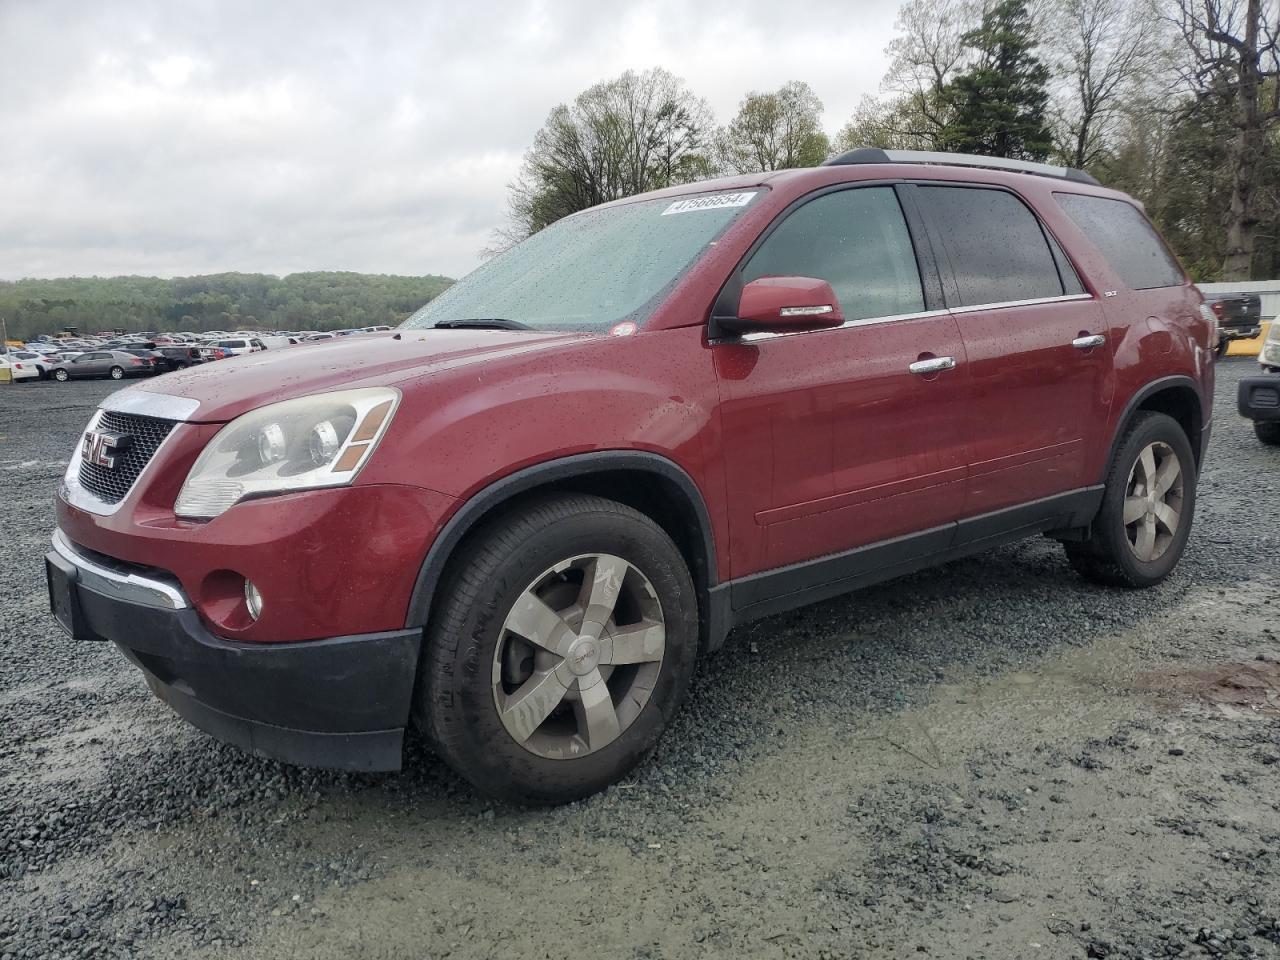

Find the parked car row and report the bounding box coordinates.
[5,326,400,384]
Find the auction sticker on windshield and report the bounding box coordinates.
[662,192,757,215]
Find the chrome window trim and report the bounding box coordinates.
[51,528,189,610]
[948,292,1094,314]
[728,308,951,343]
[711,293,1095,344]
[101,389,201,422]
[61,409,185,517]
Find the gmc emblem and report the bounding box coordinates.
[81,430,131,469]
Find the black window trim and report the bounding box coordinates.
[911,179,1097,312]
[707,179,946,342]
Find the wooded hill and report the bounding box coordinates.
[0,271,454,340]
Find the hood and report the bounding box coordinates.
[109,329,593,423]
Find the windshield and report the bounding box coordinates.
[402,190,761,332]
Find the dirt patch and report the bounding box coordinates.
[1138,658,1280,717]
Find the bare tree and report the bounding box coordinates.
[1047,0,1158,168]
[1166,0,1280,279]
[880,0,986,144]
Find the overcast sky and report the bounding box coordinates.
[1,0,900,282]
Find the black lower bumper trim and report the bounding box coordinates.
[1238,375,1280,422]
[47,550,422,772]
[137,665,405,772]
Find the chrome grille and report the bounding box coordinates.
[77,410,176,505]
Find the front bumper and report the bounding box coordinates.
[46,530,421,771]
[1238,375,1280,422]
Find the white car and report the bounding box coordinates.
[210,337,266,356]
[0,354,40,382]
[6,350,56,378]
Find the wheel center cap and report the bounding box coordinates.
[566,637,600,676]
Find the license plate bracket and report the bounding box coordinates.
[46,551,93,641]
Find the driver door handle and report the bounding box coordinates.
[1072,334,1106,349]
[908,356,957,375]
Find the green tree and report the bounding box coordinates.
[501,68,714,242]
[939,0,1054,160]
[717,81,831,173]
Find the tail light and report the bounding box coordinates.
[14,363,23,370]
[131,358,144,365]
[1198,302,1220,349]
[1210,301,1225,319]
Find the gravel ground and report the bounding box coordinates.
[2,362,1279,960]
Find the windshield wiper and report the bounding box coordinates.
[433,318,531,330]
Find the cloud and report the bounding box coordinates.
[0,0,896,281]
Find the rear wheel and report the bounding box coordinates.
[53,368,69,382]
[1064,412,1196,588]
[417,493,699,805]
[108,366,124,380]
[1255,421,1280,445]
[1215,338,1230,359]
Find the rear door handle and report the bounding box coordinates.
[908,356,956,375]
[1072,334,1106,349]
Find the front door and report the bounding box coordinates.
[917,184,1110,518]
[713,184,970,581]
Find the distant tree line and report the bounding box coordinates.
[501,0,1280,283]
[0,271,453,342]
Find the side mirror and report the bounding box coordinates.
[719,276,846,335]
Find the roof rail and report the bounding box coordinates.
[821,147,1100,186]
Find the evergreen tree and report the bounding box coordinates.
[939,0,1053,160]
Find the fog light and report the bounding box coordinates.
[244,580,264,620]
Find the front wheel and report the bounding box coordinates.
[417,493,699,805]
[1064,411,1196,588]
[108,366,124,380]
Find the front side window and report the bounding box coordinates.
[922,186,1064,306]
[1055,193,1183,290]
[403,191,761,333]
[742,186,925,321]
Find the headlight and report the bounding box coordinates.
[1267,322,1280,343]
[174,388,400,519]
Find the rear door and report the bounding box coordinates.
[713,183,970,579]
[918,184,1110,521]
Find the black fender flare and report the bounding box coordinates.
[403,450,720,633]
[1101,375,1207,481]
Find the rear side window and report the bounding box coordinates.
[921,186,1064,306]
[1055,193,1183,290]
[742,186,925,321]
[220,340,246,348]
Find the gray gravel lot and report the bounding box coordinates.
[2,363,1279,960]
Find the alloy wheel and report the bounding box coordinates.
[491,553,665,760]
[1123,440,1183,562]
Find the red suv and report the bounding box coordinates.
[46,149,1214,804]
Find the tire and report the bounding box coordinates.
[1215,338,1230,359]
[1255,421,1280,445]
[53,368,69,382]
[1064,411,1196,588]
[108,366,124,380]
[417,493,699,805]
